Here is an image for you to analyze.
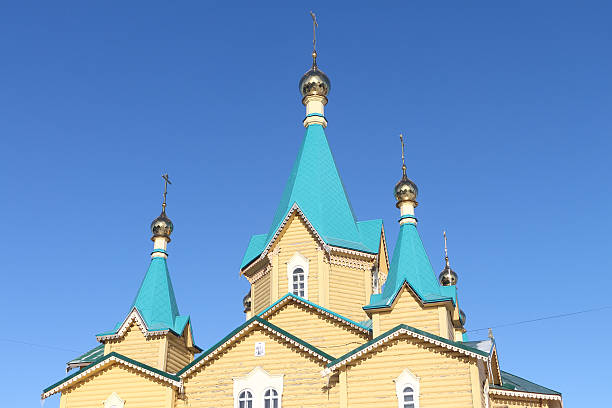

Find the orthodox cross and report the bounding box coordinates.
[310,11,318,65]
[162,173,172,213]
[399,133,407,177]
[443,230,450,267]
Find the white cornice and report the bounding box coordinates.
[489,388,562,401]
[96,308,169,342]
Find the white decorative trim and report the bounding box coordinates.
[96,308,170,342]
[180,319,331,379]
[287,252,309,299]
[41,355,181,400]
[248,266,271,284]
[233,367,283,408]
[322,327,489,376]
[328,245,377,260]
[395,369,420,408]
[329,254,372,271]
[259,295,370,334]
[489,388,562,401]
[103,392,125,408]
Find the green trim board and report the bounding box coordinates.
[42,352,180,397]
[258,292,372,332]
[492,371,562,396]
[67,344,104,366]
[240,124,383,269]
[178,316,334,377]
[326,323,489,371]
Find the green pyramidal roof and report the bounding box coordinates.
[241,124,382,268]
[365,223,456,309]
[98,257,191,337]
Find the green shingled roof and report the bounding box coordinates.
[240,124,382,269]
[67,344,104,366]
[492,371,562,396]
[97,257,193,341]
[365,223,456,309]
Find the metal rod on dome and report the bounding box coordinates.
[399,134,407,177]
[444,230,450,267]
[310,11,318,66]
[162,173,172,213]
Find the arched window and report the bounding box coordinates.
[402,386,415,408]
[264,388,279,408]
[238,390,253,408]
[292,268,305,297]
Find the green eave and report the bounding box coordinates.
[491,371,562,396]
[43,352,179,394]
[178,316,334,377]
[67,344,104,365]
[258,293,372,332]
[327,323,488,368]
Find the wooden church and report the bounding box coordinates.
[42,21,563,408]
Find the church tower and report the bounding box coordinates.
[240,18,389,323]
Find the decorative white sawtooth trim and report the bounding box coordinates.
[260,295,370,334]
[489,388,562,401]
[322,328,489,376]
[180,319,330,379]
[329,253,373,271]
[96,308,169,341]
[329,245,377,260]
[247,265,271,284]
[41,355,181,400]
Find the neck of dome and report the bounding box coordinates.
[151,236,170,258]
[398,201,417,225]
[302,95,328,127]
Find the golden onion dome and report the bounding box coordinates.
[439,264,458,286]
[243,290,252,313]
[459,309,467,326]
[299,55,331,98]
[151,210,173,240]
[394,174,419,206]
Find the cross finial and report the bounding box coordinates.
[399,133,407,177]
[161,173,172,213]
[443,230,450,267]
[310,11,318,66]
[488,328,494,340]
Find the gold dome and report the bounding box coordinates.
[151,210,173,241]
[439,265,458,286]
[299,57,331,98]
[394,174,419,207]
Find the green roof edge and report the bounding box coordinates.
[491,370,562,396]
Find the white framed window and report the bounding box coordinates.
[264,388,279,408]
[394,369,420,408]
[238,390,253,408]
[286,252,309,299]
[233,367,284,408]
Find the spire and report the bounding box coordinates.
[394,134,419,225]
[439,230,458,286]
[151,174,173,258]
[300,11,330,128]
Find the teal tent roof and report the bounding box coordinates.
[241,124,382,268]
[365,223,456,309]
[97,257,193,340]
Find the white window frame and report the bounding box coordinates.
[237,389,254,408]
[287,252,309,299]
[233,367,284,408]
[263,387,280,408]
[394,369,420,408]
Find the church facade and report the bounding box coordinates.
[42,41,563,408]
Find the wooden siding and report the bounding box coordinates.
[59,363,174,408]
[104,322,164,369]
[166,332,193,373]
[180,327,339,408]
[253,271,271,315]
[377,287,441,336]
[328,263,369,323]
[344,336,477,408]
[265,302,370,356]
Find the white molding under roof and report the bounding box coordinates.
[322,327,490,376]
[41,355,181,400]
[489,388,562,401]
[180,319,331,379]
[96,308,169,341]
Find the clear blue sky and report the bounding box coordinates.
[1,1,610,406]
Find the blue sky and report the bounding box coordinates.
[1,1,610,406]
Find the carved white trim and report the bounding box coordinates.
[329,254,372,271]
[488,388,562,401]
[394,369,420,408]
[262,204,326,257]
[96,308,169,341]
[248,266,271,284]
[287,252,309,299]
[233,367,283,408]
[103,392,125,408]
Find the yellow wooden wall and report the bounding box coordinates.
[166,332,193,373]
[253,270,271,314]
[180,327,338,408]
[265,302,370,356]
[104,322,164,369]
[328,262,369,322]
[59,363,174,408]
[343,336,478,408]
[376,287,441,336]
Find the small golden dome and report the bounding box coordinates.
[439,265,458,286]
[151,210,173,240]
[394,174,419,206]
[299,60,331,98]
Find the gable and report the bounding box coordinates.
[263,299,370,356]
[103,321,165,369]
[376,286,443,336]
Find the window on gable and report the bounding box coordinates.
[238,390,253,408]
[264,388,279,408]
[292,268,305,297]
[402,386,415,408]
